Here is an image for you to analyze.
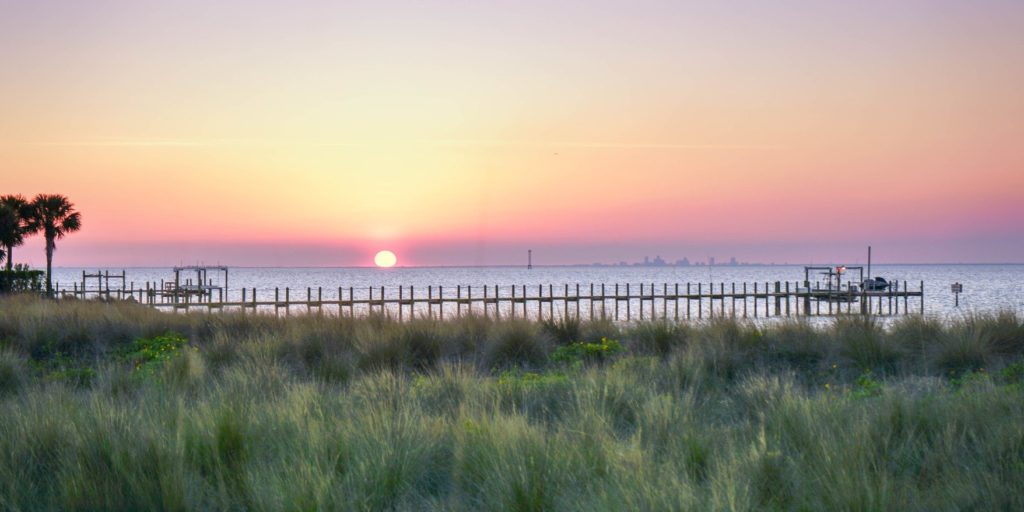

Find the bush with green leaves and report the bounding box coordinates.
[123,332,192,376]
[551,337,624,366]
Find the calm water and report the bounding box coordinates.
[50,264,1024,320]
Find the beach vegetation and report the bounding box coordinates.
[0,295,1022,509]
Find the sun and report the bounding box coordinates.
[374,250,397,268]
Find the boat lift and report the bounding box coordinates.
[164,265,229,303]
[800,265,866,302]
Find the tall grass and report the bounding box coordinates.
[0,294,1022,510]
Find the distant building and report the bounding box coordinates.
[729,257,738,266]
[709,256,715,266]
[653,255,666,266]
[676,257,690,266]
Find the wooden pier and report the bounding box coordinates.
[56,279,925,322]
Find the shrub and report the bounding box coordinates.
[123,332,192,377]
[630,322,690,357]
[0,349,27,394]
[482,322,552,369]
[551,337,624,366]
[541,316,582,345]
[0,268,44,294]
[833,316,901,371]
[762,319,828,370]
[933,325,991,376]
[1000,361,1024,385]
[851,369,883,399]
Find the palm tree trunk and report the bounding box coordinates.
[45,239,53,296]
[5,244,13,271]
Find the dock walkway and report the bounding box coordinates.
[56,280,925,321]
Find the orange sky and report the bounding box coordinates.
[2,1,1022,266]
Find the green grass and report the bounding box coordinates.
[0,294,1022,510]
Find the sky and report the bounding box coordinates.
[1,0,1022,267]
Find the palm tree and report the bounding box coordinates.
[0,204,16,268]
[0,194,37,271]
[30,194,82,295]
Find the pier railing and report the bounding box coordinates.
[55,280,925,321]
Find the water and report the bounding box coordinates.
[49,264,1024,320]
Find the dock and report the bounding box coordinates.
[55,279,925,321]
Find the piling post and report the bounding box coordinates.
[920,281,924,314]
[626,283,631,321]
[674,283,680,320]
[549,284,555,320]
[663,283,668,320]
[892,280,901,315]
[774,282,781,316]
[589,283,594,321]
[615,284,620,321]
[686,283,691,319]
[697,283,703,318]
[577,283,581,319]
[638,283,643,321]
[731,283,736,317]
[564,284,569,319]
[888,283,893,315]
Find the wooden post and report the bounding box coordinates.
[920,281,924,315]
[399,286,404,322]
[720,283,725,317]
[708,283,713,319]
[576,283,581,319]
[674,283,680,320]
[439,286,444,320]
[539,284,544,321]
[894,281,899,315]
[639,283,644,321]
[786,282,791,316]
[626,283,631,321]
[564,284,569,320]
[615,284,619,321]
[589,283,594,321]
[483,285,489,319]
[549,284,554,320]
[745,282,753,317]
[457,285,462,318]
[686,283,691,319]
[774,282,781,316]
[663,283,668,320]
[522,285,527,318]
[697,283,702,319]
[731,283,736,318]
[888,282,893,315]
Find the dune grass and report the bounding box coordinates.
[0,294,1022,510]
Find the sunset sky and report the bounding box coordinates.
[2,0,1022,266]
